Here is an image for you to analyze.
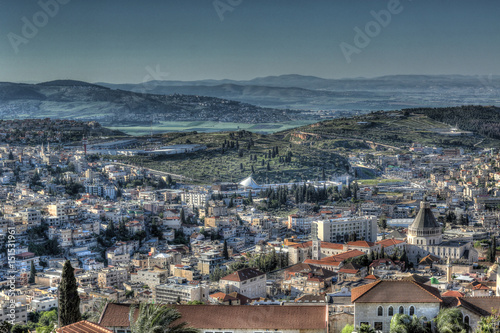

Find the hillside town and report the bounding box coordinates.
[1,135,500,333]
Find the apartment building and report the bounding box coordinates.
[154,278,209,304]
[98,268,128,288]
[312,216,378,243]
[130,268,168,289]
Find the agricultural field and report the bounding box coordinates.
[289,110,500,149]
[107,130,350,184]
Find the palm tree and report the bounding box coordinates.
[390,313,429,333]
[435,308,468,333]
[129,303,198,333]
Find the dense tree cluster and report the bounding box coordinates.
[417,105,500,140]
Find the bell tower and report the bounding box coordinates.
[312,237,321,261]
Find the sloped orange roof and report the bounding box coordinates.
[347,240,375,248]
[442,290,464,297]
[376,238,405,247]
[57,320,113,333]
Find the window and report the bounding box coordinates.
[464,315,469,326]
[377,306,383,316]
[409,306,415,316]
[399,306,404,314]
[374,322,383,331]
[388,306,394,316]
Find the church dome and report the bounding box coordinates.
[408,201,441,238]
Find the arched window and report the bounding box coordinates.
[409,306,415,316]
[399,306,404,314]
[464,315,469,326]
[378,306,383,316]
[388,306,394,316]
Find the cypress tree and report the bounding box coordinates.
[180,208,186,224]
[223,240,229,259]
[29,261,36,284]
[59,260,81,326]
[379,246,385,259]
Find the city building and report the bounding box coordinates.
[312,216,378,243]
[219,268,266,298]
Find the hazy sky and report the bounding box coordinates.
[1,0,499,83]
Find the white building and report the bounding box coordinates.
[154,278,209,304]
[312,216,378,243]
[219,268,266,299]
[30,297,58,312]
[180,192,210,207]
[352,278,442,333]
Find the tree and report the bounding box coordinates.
[435,308,468,333]
[0,321,12,333]
[223,240,229,260]
[357,323,375,333]
[180,208,186,224]
[341,324,354,333]
[29,261,36,284]
[476,313,500,333]
[379,215,387,230]
[379,246,385,259]
[129,303,198,333]
[390,313,429,333]
[59,260,82,326]
[11,324,29,333]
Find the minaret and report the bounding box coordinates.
[446,257,452,283]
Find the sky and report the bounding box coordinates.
[0,0,499,83]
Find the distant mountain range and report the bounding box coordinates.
[0,80,308,126]
[1,75,499,130]
[98,74,500,111]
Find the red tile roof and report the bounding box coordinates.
[441,290,464,297]
[210,292,238,302]
[339,268,359,274]
[351,280,442,303]
[376,239,405,247]
[99,304,327,330]
[331,250,365,262]
[347,241,375,248]
[221,268,264,282]
[57,320,113,333]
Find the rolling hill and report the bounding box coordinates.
[0,80,310,126]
